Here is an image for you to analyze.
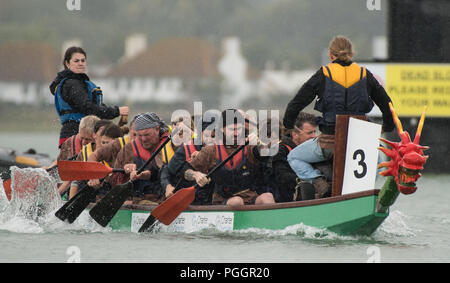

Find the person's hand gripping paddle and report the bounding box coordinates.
[89,128,177,227]
[138,139,250,233]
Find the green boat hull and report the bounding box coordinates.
[104,190,388,236]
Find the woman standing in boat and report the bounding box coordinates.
[284,36,395,197]
[50,46,129,147]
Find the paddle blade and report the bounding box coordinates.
[3,178,12,201]
[55,199,73,221]
[89,181,134,227]
[58,160,113,181]
[67,186,96,223]
[151,186,196,225]
[55,186,96,222]
[138,215,158,233]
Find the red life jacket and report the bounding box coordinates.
[214,143,247,170]
[183,140,198,162]
[131,131,170,162]
[213,144,255,197]
[130,132,170,198]
[69,134,82,157]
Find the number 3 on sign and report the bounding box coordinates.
[342,118,381,195]
[353,149,367,178]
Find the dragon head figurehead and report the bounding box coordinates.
[378,103,429,194]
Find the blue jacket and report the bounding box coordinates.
[50,69,119,138]
[53,77,103,124]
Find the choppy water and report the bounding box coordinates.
[0,167,449,263]
[1,132,449,263]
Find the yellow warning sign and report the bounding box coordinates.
[386,64,450,117]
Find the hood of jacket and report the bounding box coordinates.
[49,69,90,95]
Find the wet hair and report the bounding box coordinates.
[294,112,316,130]
[94,119,113,134]
[100,123,123,139]
[79,115,100,135]
[329,36,354,62]
[63,46,87,69]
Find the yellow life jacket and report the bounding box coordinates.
[314,62,373,131]
[322,62,366,88]
[81,143,110,167]
[118,135,130,148]
[161,142,175,164]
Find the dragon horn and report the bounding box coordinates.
[413,106,427,144]
[389,102,404,134]
[377,161,390,169]
[379,137,396,148]
[378,146,396,159]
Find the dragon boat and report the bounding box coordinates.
[97,105,429,236]
[106,189,386,234]
[3,105,428,236]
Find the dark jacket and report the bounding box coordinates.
[168,143,214,205]
[50,69,120,139]
[272,135,298,202]
[283,60,394,134]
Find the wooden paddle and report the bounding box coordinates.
[54,163,125,223]
[89,132,175,227]
[57,160,125,181]
[55,160,125,223]
[138,140,249,233]
[54,161,124,222]
[54,182,97,222]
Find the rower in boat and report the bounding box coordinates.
[116,112,172,205]
[53,115,100,195]
[159,114,196,202]
[272,112,318,202]
[69,123,123,201]
[283,36,395,198]
[86,115,137,187]
[60,118,111,197]
[87,116,137,166]
[186,109,276,206]
[57,115,99,162]
[250,116,282,203]
[167,112,219,205]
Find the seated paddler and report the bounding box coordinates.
[69,123,123,200]
[116,112,171,205]
[186,109,275,206]
[167,111,219,205]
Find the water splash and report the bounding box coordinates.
[375,210,417,238]
[9,166,61,220]
[0,167,109,234]
[0,178,11,221]
[228,223,339,239]
[150,221,359,243]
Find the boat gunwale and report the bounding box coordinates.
[107,189,380,213]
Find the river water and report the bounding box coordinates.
[0,132,449,263]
